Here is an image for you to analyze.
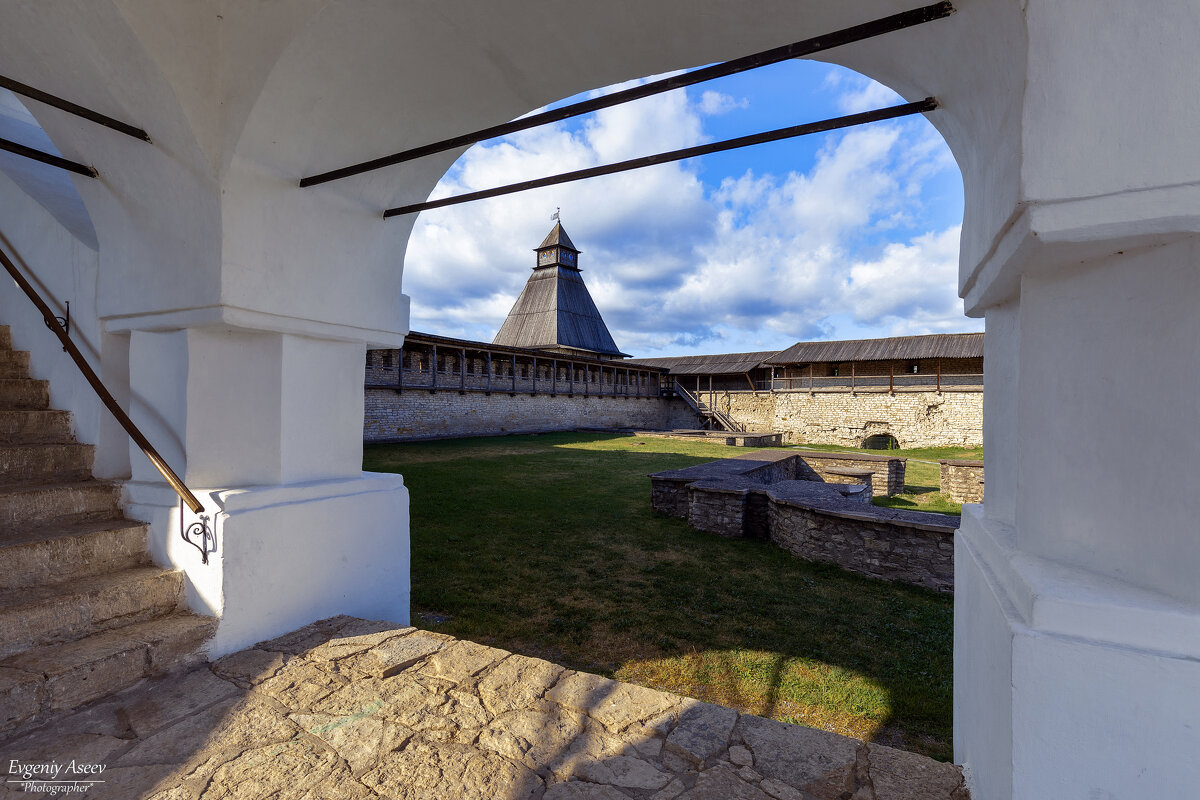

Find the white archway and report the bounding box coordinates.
[1,3,1198,797]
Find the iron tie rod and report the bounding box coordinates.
[301,2,954,187]
[384,98,938,218]
[0,75,150,142]
[0,137,97,178]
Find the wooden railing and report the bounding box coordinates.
[763,373,984,392]
[0,241,204,515]
[674,380,741,432]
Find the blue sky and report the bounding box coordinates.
[402,59,977,358]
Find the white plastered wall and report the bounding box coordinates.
[3,2,1200,796]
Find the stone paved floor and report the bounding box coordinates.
[0,617,967,799]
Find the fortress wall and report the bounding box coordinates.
[365,388,694,441]
[715,389,983,448]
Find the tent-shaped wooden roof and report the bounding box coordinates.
[493,223,628,358]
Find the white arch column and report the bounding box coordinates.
[0,1,415,658]
[952,2,1200,797]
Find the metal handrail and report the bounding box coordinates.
[0,241,204,514]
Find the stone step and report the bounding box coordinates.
[0,378,49,410]
[0,518,150,591]
[0,409,73,444]
[0,350,29,379]
[0,611,216,736]
[0,566,183,660]
[0,481,121,531]
[0,442,93,484]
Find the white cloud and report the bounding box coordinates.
[403,70,968,356]
[698,90,749,115]
[824,72,905,115]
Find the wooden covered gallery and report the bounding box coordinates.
[765,332,984,392]
[366,331,668,398]
[623,351,778,394]
[627,332,984,394]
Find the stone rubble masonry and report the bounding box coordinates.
[652,452,958,593]
[0,615,968,799]
[365,388,698,442]
[790,450,905,497]
[939,460,985,504]
[704,389,982,449]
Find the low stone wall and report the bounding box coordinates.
[940,459,985,503]
[651,452,958,592]
[791,450,905,496]
[768,494,956,593]
[709,389,982,448]
[365,388,697,441]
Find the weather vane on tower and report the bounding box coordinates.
[551,207,560,223]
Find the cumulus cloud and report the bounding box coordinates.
[698,90,749,115]
[824,72,905,114]
[402,69,973,355]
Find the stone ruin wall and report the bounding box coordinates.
[708,390,982,448]
[365,388,698,442]
[651,452,956,593]
[766,501,955,593]
[939,460,985,504]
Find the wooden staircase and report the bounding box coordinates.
[673,379,742,432]
[0,325,215,739]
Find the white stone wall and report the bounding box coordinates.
[365,389,697,441]
[708,390,983,448]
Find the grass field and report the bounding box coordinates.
[365,432,956,760]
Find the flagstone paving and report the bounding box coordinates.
[0,616,968,799]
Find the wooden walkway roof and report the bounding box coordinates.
[765,332,984,364]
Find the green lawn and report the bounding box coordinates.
[365,432,955,760]
[790,443,983,515]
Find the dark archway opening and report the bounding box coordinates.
[863,433,900,450]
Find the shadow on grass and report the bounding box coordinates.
[365,431,954,760]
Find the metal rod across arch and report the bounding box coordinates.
[0,137,97,178]
[0,74,151,142]
[383,98,936,218]
[300,1,954,188]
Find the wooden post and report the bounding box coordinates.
[569,361,574,394]
[460,347,466,392]
[486,350,492,393]
[809,363,813,395]
[770,366,776,393]
[889,362,894,394]
[584,363,589,395]
[397,345,404,395]
[850,361,855,394]
[552,359,557,395]
[511,354,517,393]
[708,375,713,409]
[431,344,438,391]
[937,359,942,393]
[532,356,537,394]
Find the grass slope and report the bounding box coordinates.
[365,432,955,760]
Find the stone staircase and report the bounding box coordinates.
[0,324,215,739]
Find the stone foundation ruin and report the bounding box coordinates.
[651,451,958,592]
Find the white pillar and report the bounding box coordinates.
[117,323,409,656]
[952,2,1200,796]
